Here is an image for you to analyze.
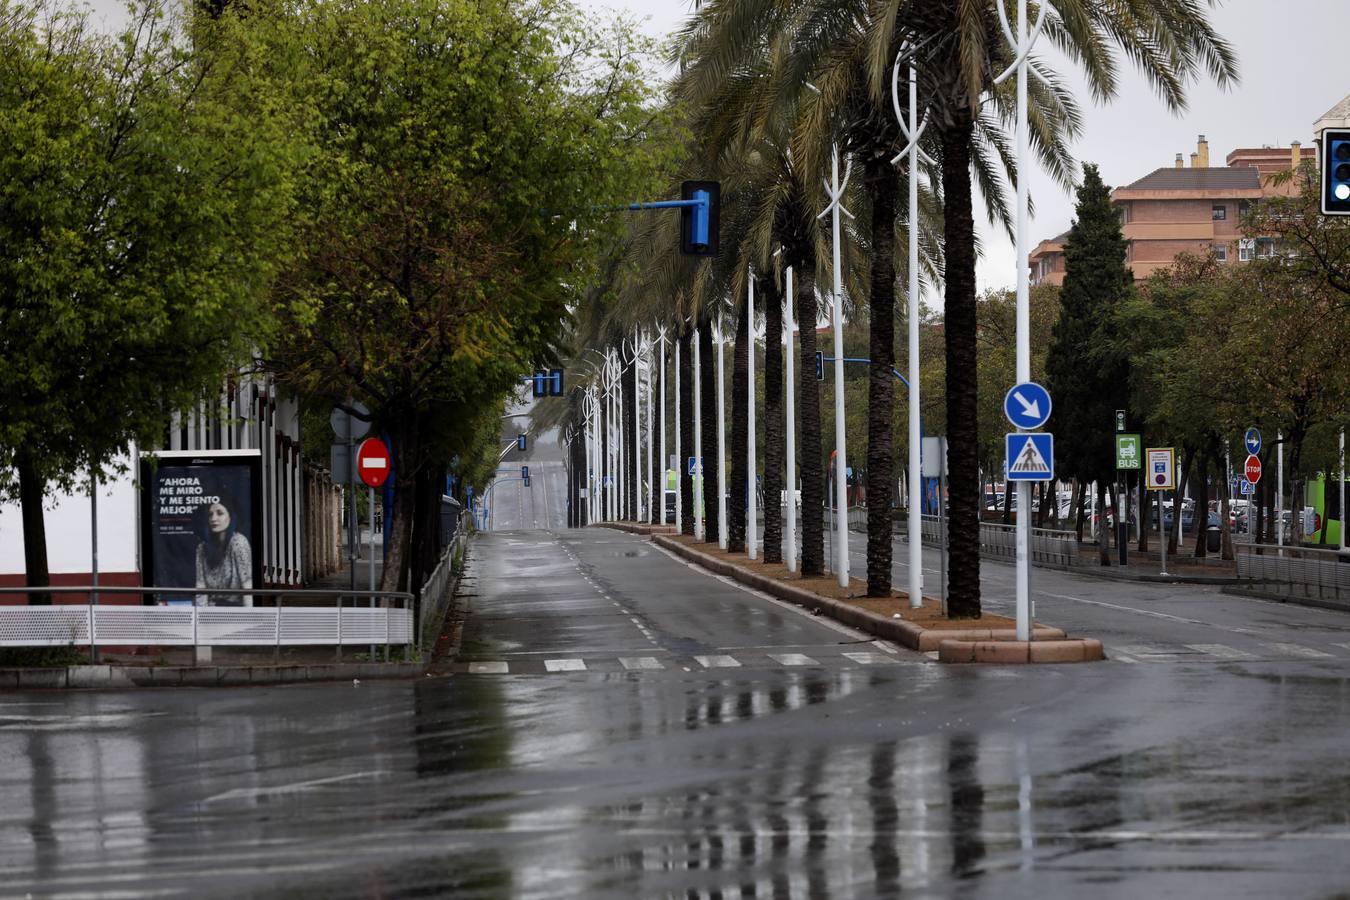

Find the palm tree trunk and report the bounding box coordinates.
[762,275,784,564]
[699,320,720,543]
[679,328,695,536]
[728,291,750,553]
[795,261,825,575]
[941,114,982,619]
[865,157,897,597]
[17,450,50,604]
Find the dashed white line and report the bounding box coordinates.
[468,662,509,674]
[619,657,665,670]
[768,653,817,667]
[694,655,741,669]
[543,659,587,672]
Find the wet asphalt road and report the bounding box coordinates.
[5,527,1350,898]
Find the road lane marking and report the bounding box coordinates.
[619,657,665,670]
[1186,643,1257,660]
[543,659,587,672]
[842,651,894,665]
[694,655,741,669]
[768,653,817,666]
[468,662,509,674]
[1265,642,1334,659]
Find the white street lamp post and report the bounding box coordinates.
[694,323,704,540]
[659,328,667,527]
[674,334,682,532]
[716,316,728,549]
[646,333,655,525]
[820,147,853,587]
[747,274,758,560]
[784,266,797,571]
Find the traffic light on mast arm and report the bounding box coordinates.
[814,351,824,381]
[680,180,720,256]
[1322,129,1350,215]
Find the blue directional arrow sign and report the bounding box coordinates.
[1004,382,1052,430]
[1006,433,1054,482]
[1244,427,1262,456]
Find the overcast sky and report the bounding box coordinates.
[606,0,1350,301]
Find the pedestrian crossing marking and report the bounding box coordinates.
[619,657,664,670]
[1185,644,1257,660]
[543,658,587,672]
[767,653,817,666]
[1265,642,1334,659]
[694,654,741,669]
[468,661,509,674]
[842,651,894,665]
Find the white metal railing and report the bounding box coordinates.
[910,514,1078,567]
[0,586,413,648]
[1235,543,1350,603]
[417,514,468,651]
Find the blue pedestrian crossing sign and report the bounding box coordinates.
[1240,479,1256,495]
[1004,382,1052,430]
[1244,427,1262,456]
[1006,433,1054,481]
[687,456,702,475]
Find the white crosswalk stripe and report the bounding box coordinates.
[1264,642,1334,659]
[543,659,587,672]
[1186,643,1258,660]
[468,661,509,674]
[694,655,742,669]
[842,651,894,665]
[619,657,665,670]
[767,653,817,666]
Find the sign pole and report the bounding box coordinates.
[783,271,796,567]
[1277,430,1284,547]
[747,273,758,560]
[1159,490,1167,576]
[1340,428,1346,553]
[674,339,681,532]
[90,472,99,663]
[694,323,704,540]
[369,484,376,660]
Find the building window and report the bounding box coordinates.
[1239,200,1251,217]
[1212,204,1226,221]
[1239,238,1255,261]
[1256,238,1276,259]
[1118,204,1129,225]
[1213,244,1227,262]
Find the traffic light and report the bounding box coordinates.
[1322,129,1350,215]
[549,368,564,396]
[523,476,531,487]
[680,180,720,256]
[814,351,824,381]
[521,465,529,480]
[531,371,547,397]
[517,434,527,451]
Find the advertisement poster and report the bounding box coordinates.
[140,450,263,605]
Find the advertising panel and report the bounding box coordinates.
[140,450,263,605]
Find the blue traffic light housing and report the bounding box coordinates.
[1322,129,1350,215]
[815,351,824,381]
[517,434,527,451]
[680,180,720,256]
[549,369,564,396]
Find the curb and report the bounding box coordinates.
[1064,566,1241,586]
[595,521,678,537]
[650,534,1070,653]
[0,661,423,690]
[937,638,1106,664]
[1220,585,1350,614]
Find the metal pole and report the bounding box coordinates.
[1277,430,1284,547]
[647,334,655,525]
[369,484,376,660]
[634,327,642,522]
[784,267,797,570]
[828,149,848,587]
[90,472,99,663]
[1159,490,1168,576]
[674,336,682,532]
[660,334,667,526]
[1340,428,1346,552]
[906,64,924,609]
[694,323,704,540]
[940,463,948,616]
[716,318,729,548]
[1012,0,1032,641]
[747,275,758,560]
[348,435,357,595]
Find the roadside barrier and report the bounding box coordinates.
[1235,543,1350,604]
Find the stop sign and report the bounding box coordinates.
[1244,454,1262,485]
[357,437,391,488]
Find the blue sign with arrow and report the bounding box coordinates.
[1244,427,1262,456]
[1004,382,1052,430]
[1006,433,1054,481]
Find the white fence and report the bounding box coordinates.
[1235,544,1350,604]
[915,515,1079,567]
[0,586,413,649]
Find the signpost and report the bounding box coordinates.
[356,437,390,657]
[1244,454,1262,485]
[330,402,372,596]
[1003,381,1053,642]
[1146,447,1175,576]
[1006,433,1054,481]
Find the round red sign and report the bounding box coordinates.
[1244,454,1262,486]
[357,437,391,488]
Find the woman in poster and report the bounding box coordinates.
[195,493,253,605]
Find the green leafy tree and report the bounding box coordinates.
[0,0,294,592]
[1045,164,1133,559]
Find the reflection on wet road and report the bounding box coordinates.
[4,528,1350,898]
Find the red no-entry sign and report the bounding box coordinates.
[1244,454,1262,485]
[357,437,391,488]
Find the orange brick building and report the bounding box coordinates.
[1030,135,1316,285]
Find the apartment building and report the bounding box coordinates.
[1030,135,1316,285]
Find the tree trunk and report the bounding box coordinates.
[762,276,784,564]
[380,418,420,597]
[796,263,825,575]
[1097,482,1111,565]
[410,456,442,591]
[1138,480,1152,553]
[941,114,981,618]
[728,292,750,553]
[865,158,897,596]
[17,451,50,604]
[1171,448,1193,555]
[679,329,695,536]
[1194,453,1211,558]
[1071,478,1084,542]
[1003,479,1014,525]
[699,320,720,543]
